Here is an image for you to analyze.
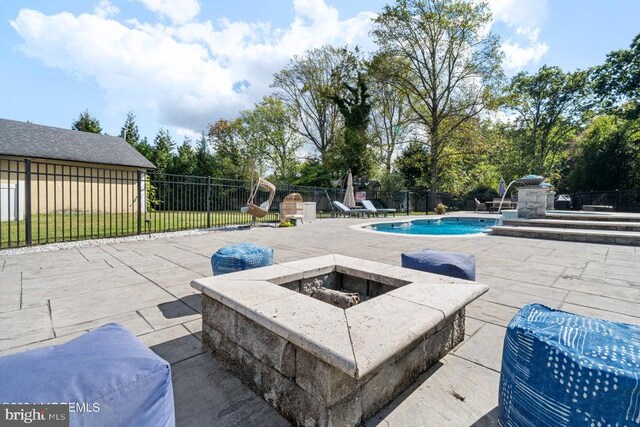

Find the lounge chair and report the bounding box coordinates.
[361,199,396,217]
[474,198,486,213]
[332,201,373,218]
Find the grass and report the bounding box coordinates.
[0,209,422,249]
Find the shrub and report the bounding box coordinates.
[466,184,499,202]
[435,203,448,214]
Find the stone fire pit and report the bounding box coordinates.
[191,254,488,426]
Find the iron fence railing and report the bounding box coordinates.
[1,156,477,249]
[570,190,640,212]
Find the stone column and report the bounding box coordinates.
[517,186,547,219]
[546,190,556,210]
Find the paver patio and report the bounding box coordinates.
[1,214,639,426]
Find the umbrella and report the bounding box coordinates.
[499,178,506,197]
[343,170,357,208]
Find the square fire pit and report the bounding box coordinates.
[191,254,488,426]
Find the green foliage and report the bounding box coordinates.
[193,131,216,177]
[278,220,294,228]
[564,115,640,191]
[151,128,175,175]
[435,203,447,215]
[466,185,499,202]
[168,138,195,175]
[379,170,405,200]
[504,65,588,177]
[145,175,159,212]
[119,111,140,146]
[208,118,251,180]
[396,142,430,188]
[293,158,333,187]
[372,0,503,208]
[72,110,102,134]
[241,96,303,181]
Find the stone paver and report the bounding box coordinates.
[1,213,639,426]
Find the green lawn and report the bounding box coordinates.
[0,210,417,248]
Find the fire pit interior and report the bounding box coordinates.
[191,254,488,426]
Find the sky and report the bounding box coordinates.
[1,0,639,144]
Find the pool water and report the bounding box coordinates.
[366,218,491,235]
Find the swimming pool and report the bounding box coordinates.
[364,217,492,236]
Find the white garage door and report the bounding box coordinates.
[0,183,18,221]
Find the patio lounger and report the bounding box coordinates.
[361,199,396,217]
[474,198,486,213]
[332,201,373,218]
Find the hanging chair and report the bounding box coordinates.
[245,177,276,218]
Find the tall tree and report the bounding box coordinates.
[373,0,502,209]
[241,97,303,181]
[368,52,414,173]
[328,48,374,178]
[505,66,588,177]
[591,33,640,118]
[169,137,195,175]
[119,111,140,147]
[194,131,216,177]
[272,46,343,159]
[208,119,252,180]
[72,110,102,134]
[151,128,175,175]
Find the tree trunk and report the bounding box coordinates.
[428,153,438,212]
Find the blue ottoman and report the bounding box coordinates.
[500,304,640,427]
[401,249,476,280]
[0,323,175,427]
[211,243,274,275]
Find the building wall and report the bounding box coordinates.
[0,158,147,219]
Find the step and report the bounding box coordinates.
[490,225,640,245]
[502,218,640,232]
[545,212,640,222]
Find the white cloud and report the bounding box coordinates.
[94,0,119,18]
[136,0,200,25]
[487,0,549,71]
[10,1,375,133]
[501,26,549,71]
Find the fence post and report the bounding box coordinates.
[590,190,593,205]
[615,189,619,210]
[207,176,211,228]
[24,159,32,246]
[406,190,410,215]
[137,171,142,235]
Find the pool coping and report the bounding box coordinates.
[351,214,496,238]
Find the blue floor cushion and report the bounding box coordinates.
[500,304,640,427]
[401,249,476,280]
[0,323,175,427]
[211,243,274,275]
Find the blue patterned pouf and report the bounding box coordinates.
[401,249,476,280]
[500,304,640,427]
[211,243,274,275]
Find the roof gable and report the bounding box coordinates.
[0,118,155,169]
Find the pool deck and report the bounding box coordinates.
[1,212,639,426]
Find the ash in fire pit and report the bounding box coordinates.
[191,254,488,426]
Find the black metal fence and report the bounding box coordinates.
[0,156,481,249]
[570,190,640,212]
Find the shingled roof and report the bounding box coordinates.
[0,118,155,169]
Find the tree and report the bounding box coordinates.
[505,66,588,178]
[396,141,430,188]
[328,49,375,179]
[591,33,640,118]
[373,0,502,209]
[136,136,154,162]
[151,128,175,175]
[72,110,102,133]
[272,46,343,159]
[241,97,303,181]
[119,111,140,147]
[208,119,252,180]
[368,53,414,174]
[169,137,195,175]
[565,115,640,191]
[293,157,333,187]
[193,131,216,177]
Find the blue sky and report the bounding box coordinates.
[1,0,639,144]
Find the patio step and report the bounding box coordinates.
[502,219,640,232]
[491,225,640,245]
[545,212,640,222]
